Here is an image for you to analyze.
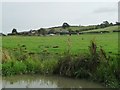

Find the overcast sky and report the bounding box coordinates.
[1,1,118,34]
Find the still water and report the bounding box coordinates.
[2,75,105,88]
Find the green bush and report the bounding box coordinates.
[2,60,27,76]
[95,58,119,88]
[2,60,15,76]
[24,59,41,74]
[13,61,26,74]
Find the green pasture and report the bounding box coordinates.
[2,32,118,55]
[53,25,118,32]
[82,26,118,33]
[2,32,120,88]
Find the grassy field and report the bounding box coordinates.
[2,32,118,55]
[82,26,119,33]
[52,25,118,32]
[2,32,120,88]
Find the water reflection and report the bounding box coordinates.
[2,75,105,88]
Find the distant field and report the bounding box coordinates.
[2,32,118,56]
[82,26,119,33]
[53,25,118,32]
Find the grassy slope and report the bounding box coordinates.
[51,25,96,32]
[51,25,118,32]
[2,32,118,55]
[82,26,118,33]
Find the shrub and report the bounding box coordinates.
[24,59,41,74]
[2,60,27,76]
[2,60,15,76]
[13,61,27,74]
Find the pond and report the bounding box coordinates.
[2,75,105,88]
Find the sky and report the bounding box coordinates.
[1,1,118,34]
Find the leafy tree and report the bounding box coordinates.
[62,22,70,29]
[38,29,41,35]
[12,28,18,34]
[115,22,120,25]
[38,28,47,36]
[100,24,106,28]
[102,21,110,27]
[99,21,110,28]
[48,28,56,34]
[103,21,109,25]
[109,23,113,26]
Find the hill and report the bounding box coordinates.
[7,21,119,36]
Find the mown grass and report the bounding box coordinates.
[2,32,120,88]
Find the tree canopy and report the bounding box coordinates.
[62,22,70,29]
[12,28,18,34]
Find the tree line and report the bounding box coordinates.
[9,21,119,36]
